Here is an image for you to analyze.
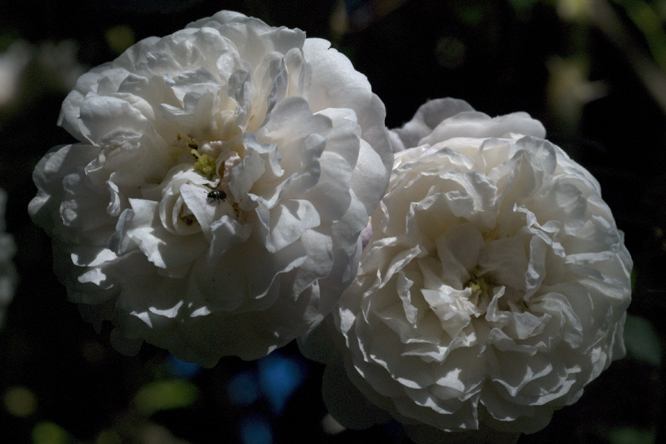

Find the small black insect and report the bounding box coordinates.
[207,189,227,204]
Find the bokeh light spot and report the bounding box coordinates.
[95,429,122,444]
[322,413,346,434]
[257,352,306,414]
[608,426,655,444]
[227,370,261,406]
[4,386,37,417]
[240,414,273,444]
[166,354,201,379]
[31,422,70,444]
[624,314,662,367]
[105,25,135,54]
[134,379,199,416]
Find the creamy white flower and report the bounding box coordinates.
[302,98,632,442]
[1,188,17,328]
[29,11,392,365]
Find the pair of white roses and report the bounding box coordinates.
[29,10,632,442]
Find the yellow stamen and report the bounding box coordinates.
[191,149,216,178]
[465,270,491,294]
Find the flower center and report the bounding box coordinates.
[166,132,248,229]
[465,270,490,294]
[465,276,491,293]
[191,149,217,178]
[463,268,494,312]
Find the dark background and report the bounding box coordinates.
[0,0,664,443]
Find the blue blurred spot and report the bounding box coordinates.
[344,0,374,28]
[240,414,273,444]
[228,370,261,406]
[257,352,306,414]
[345,0,363,11]
[166,355,201,379]
[383,418,403,436]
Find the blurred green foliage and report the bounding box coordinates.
[31,422,70,444]
[134,380,199,416]
[608,426,656,444]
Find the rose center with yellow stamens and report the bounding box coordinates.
[463,268,496,313]
[465,272,491,294]
[191,149,217,178]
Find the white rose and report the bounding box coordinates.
[302,98,632,442]
[28,11,392,365]
[0,188,17,328]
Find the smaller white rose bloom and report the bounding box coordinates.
[29,11,392,365]
[302,98,632,443]
[0,188,18,328]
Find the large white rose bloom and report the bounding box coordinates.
[28,11,392,365]
[1,188,17,328]
[301,98,632,442]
